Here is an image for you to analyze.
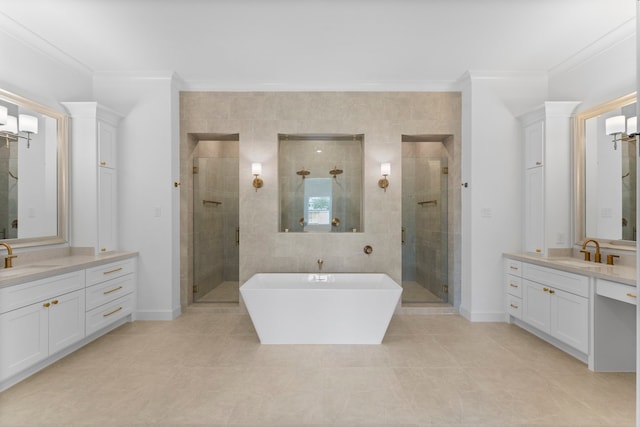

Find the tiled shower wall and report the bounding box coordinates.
[179,92,461,310]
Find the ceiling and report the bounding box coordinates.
[0,0,636,90]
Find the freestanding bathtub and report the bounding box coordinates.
[240,273,402,344]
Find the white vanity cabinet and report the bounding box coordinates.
[85,259,136,335]
[519,102,580,256]
[63,102,122,255]
[0,271,85,382]
[505,259,589,360]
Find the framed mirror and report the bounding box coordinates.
[574,92,637,247]
[278,133,363,233]
[0,88,68,247]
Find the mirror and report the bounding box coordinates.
[279,134,363,232]
[0,88,67,247]
[575,93,637,245]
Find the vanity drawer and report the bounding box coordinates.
[0,271,85,314]
[85,259,135,287]
[85,293,134,336]
[596,279,637,305]
[504,259,522,276]
[505,275,522,298]
[507,295,522,319]
[86,274,134,311]
[522,263,588,298]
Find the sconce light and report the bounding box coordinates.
[378,162,390,192]
[0,111,38,148]
[252,163,263,192]
[627,117,638,137]
[605,115,627,150]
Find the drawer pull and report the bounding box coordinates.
[510,266,518,270]
[509,284,518,288]
[626,293,637,299]
[543,288,549,292]
[103,307,123,318]
[43,302,50,308]
[100,161,107,166]
[510,303,519,309]
[103,267,123,275]
[549,289,555,294]
[51,299,59,305]
[103,285,124,295]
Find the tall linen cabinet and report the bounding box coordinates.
[519,102,580,256]
[63,102,122,254]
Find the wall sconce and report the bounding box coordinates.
[378,162,390,192]
[627,117,637,137]
[252,163,263,191]
[0,110,39,148]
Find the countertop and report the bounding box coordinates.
[504,253,636,286]
[0,251,138,289]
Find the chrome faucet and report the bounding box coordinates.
[317,259,323,272]
[0,242,17,268]
[581,239,601,263]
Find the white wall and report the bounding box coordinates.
[459,71,548,322]
[93,73,182,320]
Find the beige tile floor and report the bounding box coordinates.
[197,281,240,303]
[402,281,444,304]
[0,312,635,426]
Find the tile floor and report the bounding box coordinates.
[0,312,635,426]
[197,281,240,303]
[401,281,444,304]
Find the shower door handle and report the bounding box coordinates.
[401,227,406,245]
[235,227,240,246]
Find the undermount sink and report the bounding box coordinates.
[552,259,601,268]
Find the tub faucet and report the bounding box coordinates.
[317,259,323,272]
[0,242,16,268]
[581,239,601,263]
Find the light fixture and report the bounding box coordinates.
[252,162,263,191]
[378,162,390,192]
[605,115,627,150]
[0,106,7,126]
[627,116,638,137]
[0,112,38,148]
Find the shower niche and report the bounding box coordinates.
[278,134,363,233]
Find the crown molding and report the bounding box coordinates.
[549,18,636,77]
[179,79,459,92]
[0,11,92,76]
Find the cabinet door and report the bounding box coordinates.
[522,279,550,333]
[524,167,544,254]
[98,167,117,253]
[0,302,48,381]
[98,121,117,169]
[550,288,589,353]
[48,289,85,355]
[525,121,544,168]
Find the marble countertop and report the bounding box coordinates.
[0,251,138,289]
[504,253,636,286]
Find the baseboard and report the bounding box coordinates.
[135,307,181,321]
[459,306,506,322]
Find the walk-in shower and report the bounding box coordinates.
[192,138,239,303]
[402,137,449,304]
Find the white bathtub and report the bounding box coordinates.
[240,273,402,344]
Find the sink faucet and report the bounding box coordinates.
[0,242,17,268]
[581,239,601,263]
[317,259,323,272]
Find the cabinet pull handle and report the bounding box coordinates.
[535,161,541,165]
[626,293,637,299]
[549,289,555,294]
[103,307,123,318]
[43,302,50,308]
[535,249,541,253]
[103,267,123,275]
[510,303,519,309]
[103,285,123,295]
[509,283,518,288]
[510,266,518,270]
[543,288,549,292]
[51,299,59,305]
[100,161,107,166]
